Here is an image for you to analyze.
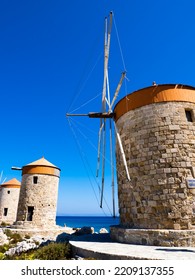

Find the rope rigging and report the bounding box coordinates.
[113,12,127,73]
[67,116,113,216]
[66,26,103,115]
[68,115,128,182]
[69,91,102,114]
[66,114,132,217]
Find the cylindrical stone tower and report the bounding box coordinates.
[14,157,60,229]
[0,178,21,225]
[110,84,195,246]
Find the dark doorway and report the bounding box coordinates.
[4,208,8,216]
[27,206,34,221]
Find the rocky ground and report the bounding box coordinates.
[0,226,108,259]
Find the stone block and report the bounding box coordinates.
[171,168,178,173]
[178,193,185,199]
[161,153,168,158]
[168,177,175,184]
[158,179,167,185]
[164,168,171,173]
[169,125,180,130]
[170,148,178,153]
[148,201,157,207]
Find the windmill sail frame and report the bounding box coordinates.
[66,11,130,217]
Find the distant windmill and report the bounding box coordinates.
[0,170,7,185]
[66,12,130,217]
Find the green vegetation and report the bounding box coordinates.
[0,252,5,260]
[1,229,73,260]
[0,230,23,258]
[0,222,10,227]
[4,229,22,244]
[4,242,72,260]
[0,243,9,253]
[24,234,31,239]
[33,242,71,260]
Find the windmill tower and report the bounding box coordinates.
[13,157,61,229]
[110,84,195,246]
[0,178,21,225]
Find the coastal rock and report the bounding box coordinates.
[0,229,8,245]
[75,227,94,235]
[99,228,108,234]
[55,232,70,243]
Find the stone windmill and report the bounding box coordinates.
[12,157,60,229]
[0,178,20,225]
[67,12,195,246]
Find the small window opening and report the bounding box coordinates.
[4,208,8,216]
[33,176,38,184]
[7,190,10,194]
[27,206,34,221]
[185,109,193,122]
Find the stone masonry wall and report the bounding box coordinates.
[110,226,195,246]
[15,174,59,228]
[0,187,20,225]
[116,101,195,230]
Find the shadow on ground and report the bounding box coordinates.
[56,233,112,243]
[156,248,195,253]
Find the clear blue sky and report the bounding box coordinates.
[1,0,195,216]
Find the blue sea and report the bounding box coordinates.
[56,216,120,232]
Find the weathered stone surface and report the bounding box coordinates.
[112,100,195,246]
[0,187,20,225]
[0,229,8,245]
[115,102,195,230]
[110,226,195,247]
[14,173,59,229]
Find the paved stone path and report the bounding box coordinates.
[70,234,195,260]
